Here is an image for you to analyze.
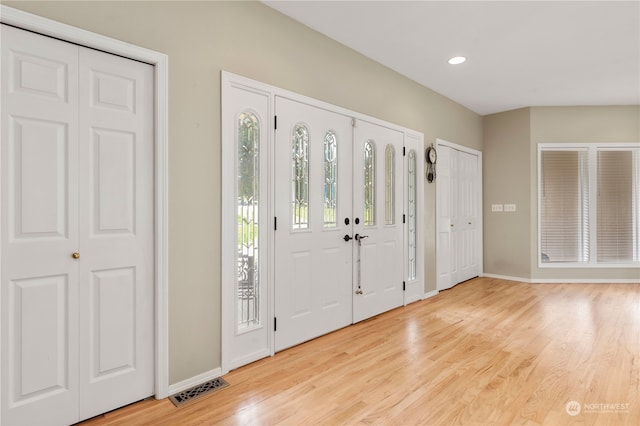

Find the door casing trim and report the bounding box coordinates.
[0,5,170,400]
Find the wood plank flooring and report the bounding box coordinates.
[82,277,640,425]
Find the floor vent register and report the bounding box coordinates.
[169,377,230,407]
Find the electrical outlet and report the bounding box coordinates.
[504,204,517,212]
[491,204,503,212]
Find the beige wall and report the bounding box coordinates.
[483,108,531,278]
[4,1,482,384]
[484,106,640,281]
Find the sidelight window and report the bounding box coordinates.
[323,131,338,228]
[364,140,376,226]
[237,111,260,328]
[292,124,310,230]
[408,149,417,280]
[384,144,396,225]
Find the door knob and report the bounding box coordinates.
[343,234,353,242]
[72,252,80,259]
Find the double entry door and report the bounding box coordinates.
[1,25,154,425]
[274,98,404,351]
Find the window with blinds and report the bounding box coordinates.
[540,150,589,263]
[539,145,640,266]
[598,151,634,263]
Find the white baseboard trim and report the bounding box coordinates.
[422,290,439,299]
[482,273,639,284]
[531,278,640,284]
[167,367,223,396]
[482,273,531,283]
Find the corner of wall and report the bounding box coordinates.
[482,108,532,279]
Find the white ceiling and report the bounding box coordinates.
[263,1,640,115]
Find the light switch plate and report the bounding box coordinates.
[504,204,517,212]
[491,204,503,212]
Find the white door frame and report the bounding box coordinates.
[435,138,483,290]
[0,6,170,399]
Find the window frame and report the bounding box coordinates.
[537,142,640,268]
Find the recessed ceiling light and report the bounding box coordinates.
[448,56,466,65]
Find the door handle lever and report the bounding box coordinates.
[355,234,368,241]
[343,234,353,242]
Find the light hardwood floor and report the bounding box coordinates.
[83,278,640,425]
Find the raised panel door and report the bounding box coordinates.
[352,120,404,322]
[1,25,154,425]
[1,24,80,426]
[78,47,154,420]
[274,97,353,351]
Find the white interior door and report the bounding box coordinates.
[352,120,404,323]
[437,145,457,291]
[437,142,481,291]
[1,24,80,426]
[77,46,154,420]
[457,151,480,282]
[274,97,353,351]
[1,25,154,425]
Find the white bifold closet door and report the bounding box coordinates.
[1,25,154,425]
[436,144,481,291]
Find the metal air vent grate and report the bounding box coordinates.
[169,377,230,407]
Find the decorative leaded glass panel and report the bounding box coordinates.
[292,124,310,230]
[408,150,417,280]
[324,130,338,228]
[364,140,376,226]
[384,144,396,225]
[237,111,260,329]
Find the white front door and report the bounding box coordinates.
[1,25,154,425]
[274,97,354,351]
[222,73,424,368]
[352,120,404,323]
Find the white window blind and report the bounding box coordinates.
[540,150,589,263]
[539,145,640,266]
[597,151,634,263]
[635,151,640,262]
